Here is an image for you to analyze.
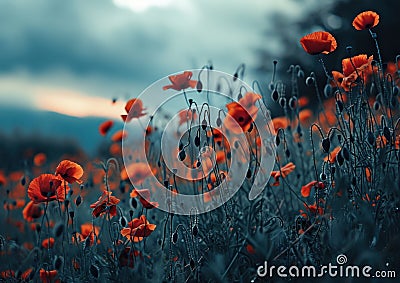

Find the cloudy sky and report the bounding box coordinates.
[0,0,328,120]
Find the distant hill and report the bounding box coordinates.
[0,106,122,156]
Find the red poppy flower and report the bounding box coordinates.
[39,269,57,283]
[272,116,290,131]
[42,237,55,249]
[0,270,15,279]
[90,190,120,218]
[224,92,261,134]
[352,11,379,30]
[28,174,66,203]
[130,188,159,209]
[163,71,197,91]
[55,160,84,184]
[270,162,296,186]
[300,31,337,55]
[33,153,47,167]
[341,54,373,90]
[21,268,33,281]
[298,109,313,125]
[74,223,100,245]
[99,120,114,136]
[178,109,197,125]
[0,171,6,186]
[120,162,154,183]
[121,98,146,122]
[305,203,324,215]
[111,130,127,142]
[22,200,43,222]
[120,215,156,242]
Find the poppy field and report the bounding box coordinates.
[1,9,400,282]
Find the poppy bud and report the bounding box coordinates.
[285,148,290,158]
[192,225,198,237]
[54,256,64,270]
[54,223,64,237]
[341,146,350,161]
[188,99,193,105]
[237,93,243,100]
[196,81,203,93]
[233,72,238,81]
[275,135,280,146]
[119,216,127,227]
[322,138,330,153]
[269,82,275,91]
[337,150,344,166]
[69,211,75,219]
[346,45,353,54]
[21,176,26,186]
[393,86,399,96]
[306,77,314,86]
[178,150,186,161]
[246,169,252,179]
[320,173,327,181]
[201,119,207,130]
[279,97,286,108]
[129,209,134,218]
[288,97,297,109]
[383,127,391,142]
[367,132,375,146]
[216,117,222,127]
[172,232,178,244]
[194,136,200,147]
[130,198,137,209]
[75,195,82,207]
[297,69,304,78]
[271,89,279,101]
[324,84,332,98]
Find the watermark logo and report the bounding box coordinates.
[257,254,396,279]
[122,69,275,215]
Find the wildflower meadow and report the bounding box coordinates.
[1,8,399,283]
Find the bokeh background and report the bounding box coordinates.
[0,0,399,164]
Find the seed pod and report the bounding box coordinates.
[322,138,330,153]
[269,82,275,91]
[172,232,178,244]
[271,89,279,101]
